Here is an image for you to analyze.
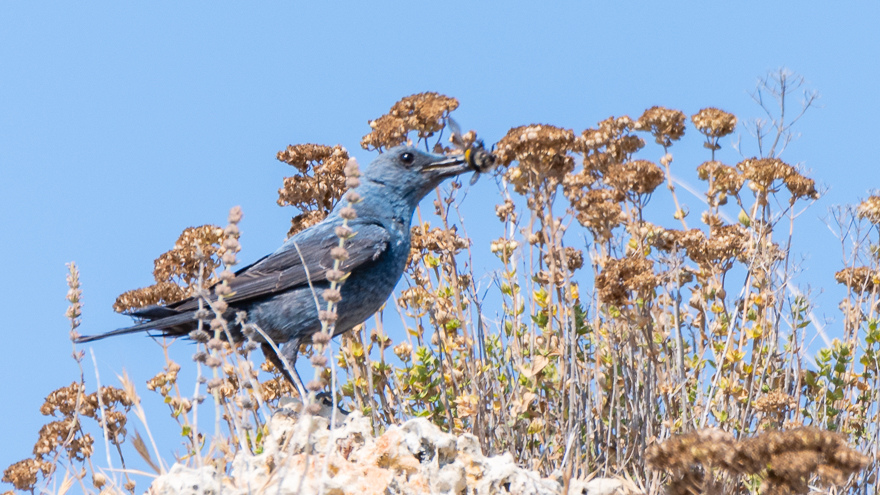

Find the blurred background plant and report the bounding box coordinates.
[5,74,878,495]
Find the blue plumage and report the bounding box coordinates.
[75,146,471,391]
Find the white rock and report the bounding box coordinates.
[148,410,643,495]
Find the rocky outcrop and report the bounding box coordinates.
[148,411,639,495]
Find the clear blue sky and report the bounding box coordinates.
[2,2,878,490]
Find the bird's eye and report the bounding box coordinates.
[400,152,414,165]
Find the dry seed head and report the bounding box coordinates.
[736,427,869,490]
[857,195,880,224]
[278,143,348,174]
[152,225,225,288]
[361,93,459,150]
[227,206,243,224]
[393,341,413,360]
[214,283,232,297]
[209,317,227,331]
[604,159,665,196]
[325,269,345,283]
[543,246,584,272]
[113,281,185,314]
[330,246,349,261]
[213,298,228,314]
[344,157,360,177]
[571,189,625,239]
[41,382,86,417]
[561,170,596,203]
[634,106,687,145]
[319,310,338,324]
[646,428,736,473]
[313,332,331,345]
[2,458,52,491]
[489,238,519,263]
[737,157,818,200]
[92,473,107,488]
[579,116,645,175]
[345,190,361,203]
[495,124,577,194]
[754,389,797,413]
[277,144,349,236]
[495,199,516,222]
[595,255,657,306]
[222,236,240,252]
[697,161,744,197]
[691,107,737,138]
[340,206,357,220]
[834,266,879,293]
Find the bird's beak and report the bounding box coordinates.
[422,155,469,178]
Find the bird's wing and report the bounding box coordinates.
[172,219,391,310]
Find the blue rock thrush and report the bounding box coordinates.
[75,146,473,393]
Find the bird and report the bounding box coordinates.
[75,146,473,396]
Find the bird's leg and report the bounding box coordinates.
[261,341,308,400]
[281,340,310,397]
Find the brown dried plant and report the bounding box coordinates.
[113,225,227,312]
[648,427,869,495]
[276,143,350,236]
[360,92,459,151]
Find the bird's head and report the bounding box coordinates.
[360,146,470,208]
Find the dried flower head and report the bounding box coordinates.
[697,160,744,199]
[691,107,737,138]
[570,189,625,239]
[2,458,53,491]
[409,223,470,268]
[153,225,226,285]
[736,427,869,493]
[361,92,459,150]
[277,144,350,236]
[856,195,880,225]
[754,389,797,414]
[647,428,737,473]
[581,116,644,159]
[834,266,879,293]
[651,427,868,495]
[595,255,657,307]
[737,157,818,200]
[495,198,517,223]
[113,225,229,312]
[604,159,665,197]
[495,124,576,195]
[634,106,687,146]
[113,281,186,314]
[543,246,584,272]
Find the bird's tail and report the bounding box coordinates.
[74,306,197,343]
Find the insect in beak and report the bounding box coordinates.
[446,117,497,185]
